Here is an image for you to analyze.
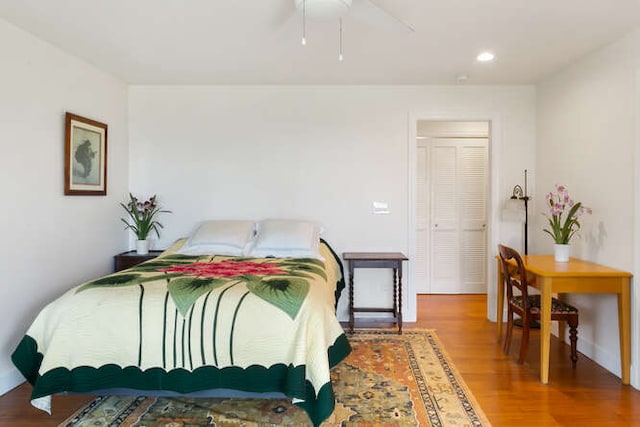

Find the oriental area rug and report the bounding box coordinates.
[61,329,491,427]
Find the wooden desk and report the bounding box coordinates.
[343,252,408,334]
[496,255,632,384]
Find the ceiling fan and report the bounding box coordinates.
[293,0,415,31]
[280,0,415,60]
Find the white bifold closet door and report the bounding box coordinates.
[416,138,488,294]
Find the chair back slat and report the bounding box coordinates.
[498,244,530,307]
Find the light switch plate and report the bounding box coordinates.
[373,201,390,214]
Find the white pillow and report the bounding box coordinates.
[249,219,323,260]
[177,243,246,256]
[177,220,256,256]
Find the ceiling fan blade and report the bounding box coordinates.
[271,0,296,28]
[352,0,415,33]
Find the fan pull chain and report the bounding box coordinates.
[338,18,344,61]
[301,0,307,45]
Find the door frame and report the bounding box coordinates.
[407,111,503,322]
[631,69,640,387]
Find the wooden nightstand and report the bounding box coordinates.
[113,250,163,272]
[342,252,408,334]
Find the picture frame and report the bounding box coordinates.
[64,112,108,195]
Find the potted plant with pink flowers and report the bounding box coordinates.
[543,184,591,262]
[121,193,171,254]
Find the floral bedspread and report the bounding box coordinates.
[12,240,350,426]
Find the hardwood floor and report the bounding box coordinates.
[1,294,638,426]
[412,294,640,426]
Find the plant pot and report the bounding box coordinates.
[136,239,149,255]
[553,243,570,262]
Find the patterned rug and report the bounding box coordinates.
[60,329,491,426]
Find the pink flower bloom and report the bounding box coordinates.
[543,184,591,244]
[160,260,286,278]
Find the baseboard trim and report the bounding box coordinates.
[576,337,621,378]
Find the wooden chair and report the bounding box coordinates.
[497,244,579,367]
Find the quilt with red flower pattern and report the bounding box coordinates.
[12,240,351,427]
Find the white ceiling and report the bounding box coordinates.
[1,0,640,85]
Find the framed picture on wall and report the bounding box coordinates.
[64,112,108,195]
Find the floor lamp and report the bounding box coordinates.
[510,170,530,255]
[510,170,537,328]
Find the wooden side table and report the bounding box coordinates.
[113,250,163,272]
[342,252,408,334]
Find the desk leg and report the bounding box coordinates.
[496,258,504,341]
[539,277,552,384]
[348,264,354,333]
[618,277,631,384]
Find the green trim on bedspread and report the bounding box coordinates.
[321,238,346,307]
[12,332,351,427]
[294,332,352,425]
[11,336,41,385]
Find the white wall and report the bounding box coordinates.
[1,2,636,396]
[535,28,640,385]
[129,85,536,323]
[0,18,129,394]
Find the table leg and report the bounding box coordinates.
[618,277,631,384]
[392,268,398,316]
[397,265,403,335]
[496,258,504,340]
[539,277,552,384]
[348,264,354,333]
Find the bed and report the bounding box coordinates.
[12,220,351,426]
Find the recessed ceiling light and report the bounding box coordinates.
[477,52,495,62]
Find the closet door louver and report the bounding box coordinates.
[430,143,459,293]
[426,138,487,293]
[460,142,488,292]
